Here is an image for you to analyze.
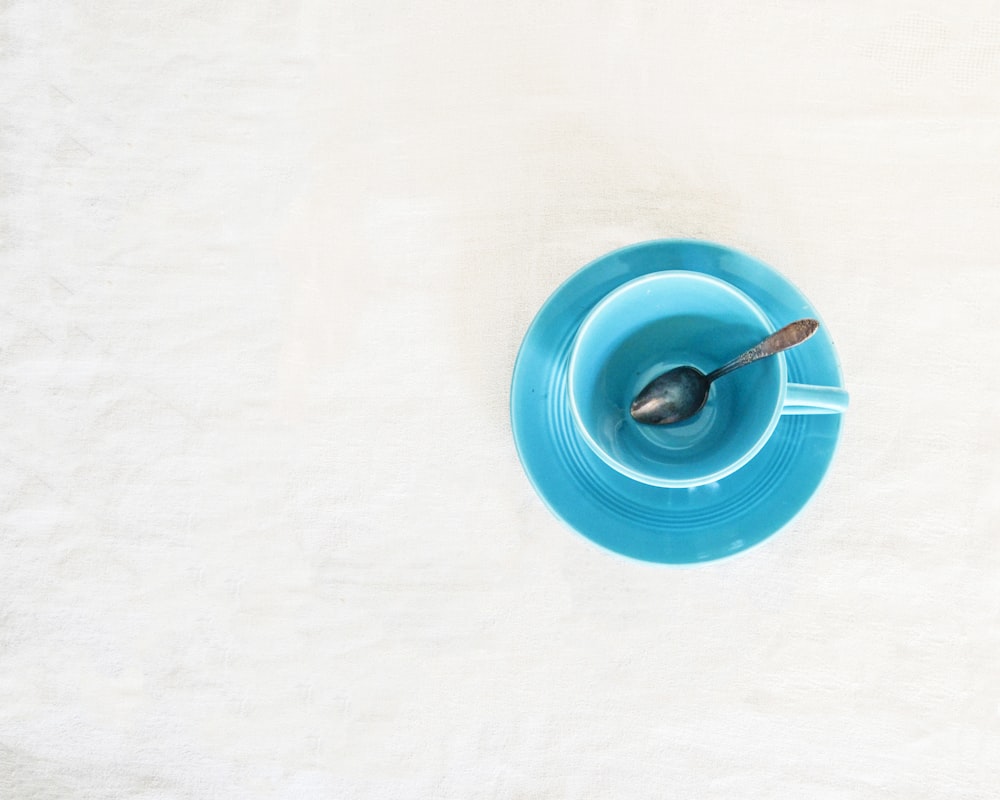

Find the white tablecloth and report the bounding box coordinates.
[3,2,999,797]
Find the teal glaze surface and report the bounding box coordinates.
[510,240,847,564]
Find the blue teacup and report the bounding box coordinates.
[568,271,848,488]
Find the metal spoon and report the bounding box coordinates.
[629,319,820,425]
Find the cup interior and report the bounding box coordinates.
[568,271,784,487]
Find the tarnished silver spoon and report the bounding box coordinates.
[630,319,820,425]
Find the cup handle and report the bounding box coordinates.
[782,383,849,415]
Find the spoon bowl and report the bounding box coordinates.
[629,365,711,425]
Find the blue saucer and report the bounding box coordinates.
[510,240,845,564]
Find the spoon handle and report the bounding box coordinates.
[706,318,820,383]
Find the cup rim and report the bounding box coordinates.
[567,269,787,488]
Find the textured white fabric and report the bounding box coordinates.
[3,2,1000,797]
